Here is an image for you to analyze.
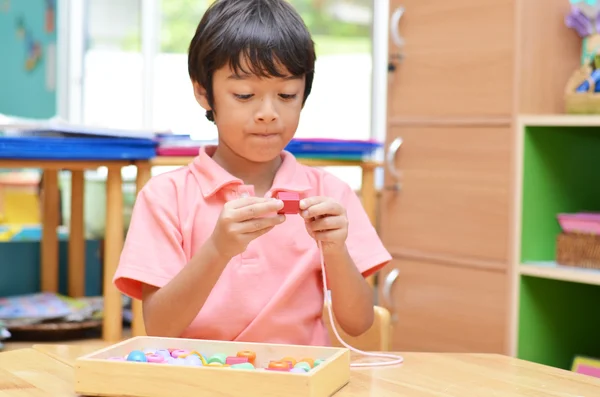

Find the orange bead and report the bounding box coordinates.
[268,360,290,370]
[281,357,296,367]
[236,350,256,365]
[300,358,314,368]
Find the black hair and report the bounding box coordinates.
[187,0,316,122]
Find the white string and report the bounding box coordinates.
[240,190,403,367]
[318,240,404,368]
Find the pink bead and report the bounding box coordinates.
[171,349,189,358]
[146,353,165,363]
[226,356,249,365]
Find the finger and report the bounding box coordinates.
[237,214,285,233]
[243,225,278,241]
[312,230,344,242]
[233,199,284,221]
[301,200,343,220]
[309,215,346,232]
[299,196,325,211]
[226,196,278,210]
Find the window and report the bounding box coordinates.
[82,0,143,130]
[74,0,376,190]
[152,0,373,145]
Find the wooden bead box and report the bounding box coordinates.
[74,336,351,397]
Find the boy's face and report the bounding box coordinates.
[193,58,306,163]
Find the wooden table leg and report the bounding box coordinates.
[360,166,377,287]
[131,162,152,337]
[103,166,124,342]
[41,169,59,293]
[68,170,85,297]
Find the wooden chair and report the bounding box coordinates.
[322,303,391,351]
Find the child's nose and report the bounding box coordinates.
[255,99,279,123]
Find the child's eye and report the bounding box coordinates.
[234,94,253,100]
[279,94,297,100]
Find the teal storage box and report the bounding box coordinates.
[0,240,102,297]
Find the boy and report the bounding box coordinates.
[113,0,391,346]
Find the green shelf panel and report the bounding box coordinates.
[517,276,600,369]
[521,126,600,263]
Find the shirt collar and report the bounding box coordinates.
[190,145,312,198]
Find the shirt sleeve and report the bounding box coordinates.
[325,173,392,278]
[112,178,187,300]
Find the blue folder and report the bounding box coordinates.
[0,136,157,160]
[284,139,381,159]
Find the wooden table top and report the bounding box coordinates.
[0,344,599,396]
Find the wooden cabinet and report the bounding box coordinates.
[380,125,510,264]
[379,259,506,353]
[388,0,514,119]
[379,0,581,354]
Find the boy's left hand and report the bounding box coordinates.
[299,196,348,252]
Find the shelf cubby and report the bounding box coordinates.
[513,116,600,371]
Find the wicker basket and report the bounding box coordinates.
[556,232,600,270]
[564,64,600,114]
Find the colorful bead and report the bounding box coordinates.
[146,353,165,363]
[155,349,171,359]
[236,350,256,364]
[172,358,187,365]
[300,358,314,368]
[117,347,323,373]
[290,367,308,373]
[226,356,248,365]
[170,349,189,358]
[230,362,255,370]
[126,350,147,363]
[165,357,177,365]
[294,362,312,372]
[281,356,297,367]
[184,355,203,366]
[194,354,207,365]
[207,353,227,365]
[268,360,290,371]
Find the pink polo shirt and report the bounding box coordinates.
[113,146,391,346]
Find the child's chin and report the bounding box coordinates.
[244,148,285,163]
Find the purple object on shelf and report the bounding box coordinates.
[557,212,600,235]
[565,6,595,37]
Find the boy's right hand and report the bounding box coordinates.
[209,196,285,259]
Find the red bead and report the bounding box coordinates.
[276,191,300,214]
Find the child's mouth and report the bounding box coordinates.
[250,133,278,139]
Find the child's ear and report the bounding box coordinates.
[192,81,211,111]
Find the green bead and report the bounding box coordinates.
[231,362,255,370]
[314,359,325,367]
[207,353,227,365]
[294,362,312,372]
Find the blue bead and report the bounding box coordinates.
[126,350,148,363]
